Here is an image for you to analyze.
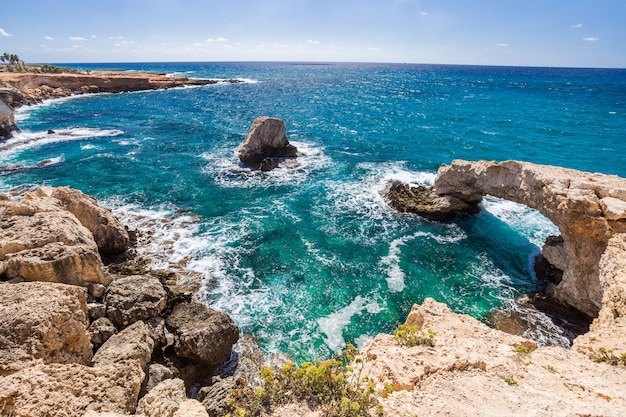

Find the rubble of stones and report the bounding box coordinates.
[0,186,284,417]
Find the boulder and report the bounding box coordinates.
[137,378,208,417]
[49,186,130,254]
[0,360,144,416]
[0,189,110,287]
[89,317,118,346]
[0,281,92,376]
[199,377,238,417]
[238,117,299,171]
[92,320,154,370]
[165,302,239,366]
[143,363,174,396]
[105,275,167,326]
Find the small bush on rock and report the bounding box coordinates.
[392,324,436,347]
[224,344,380,417]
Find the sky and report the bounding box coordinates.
[1,0,625,68]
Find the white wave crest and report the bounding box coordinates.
[317,296,381,353]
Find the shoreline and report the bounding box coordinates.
[0,69,243,140]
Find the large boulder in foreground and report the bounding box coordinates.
[0,188,111,287]
[238,117,299,171]
[0,281,92,376]
[0,360,144,416]
[104,275,167,326]
[165,302,239,366]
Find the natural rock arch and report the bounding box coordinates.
[430,160,626,318]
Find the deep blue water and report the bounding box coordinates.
[2,62,625,360]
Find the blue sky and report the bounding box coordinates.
[1,0,625,67]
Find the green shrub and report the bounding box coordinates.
[225,344,380,417]
[392,324,435,347]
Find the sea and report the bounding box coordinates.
[2,62,625,361]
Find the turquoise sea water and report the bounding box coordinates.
[2,62,625,360]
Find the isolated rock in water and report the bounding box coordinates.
[0,360,144,416]
[0,281,92,376]
[238,116,299,171]
[105,274,167,326]
[382,181,480,221]
[92,320,155,371]
[0,188,110,287]
[165,302,239,366]
[49,186,130,254]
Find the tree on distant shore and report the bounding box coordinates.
[1,52,26,72]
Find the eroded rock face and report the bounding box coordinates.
[0,98,18,140]
[238,117,299,171]
[137,378,209,417]
[0,188,110,287]
[105,275,167,326]
[165,302,239,366]
[0,360,144,416]
[50,186,130,254]
[359,298,626,417]
[0,281,92,376]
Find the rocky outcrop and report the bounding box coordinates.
[238,117,299,171]
[165,302,239,366]
[382,181,480,220]
[387,160,626,319]
[0,281,92,376]
[104,275,167,326]
[0,98,18,139]
[0,188,113,287]
[50,187,130,254]
[358,297,626,417]
[0,71,242,108]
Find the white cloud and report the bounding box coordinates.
[496,43,510,47]
[421,11,428,16]
[44,35,55,41]
[571,23,583,28]
[91,35,97,38]
[583,37,599,42]
[307,39,320,44]
[70,36,87,41]
[206,36,227,43]
[109,36,124,40]
[368,47,380,51]
[0,28,12,37]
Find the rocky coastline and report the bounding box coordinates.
[1,70,625,415]
[0,70,242,140]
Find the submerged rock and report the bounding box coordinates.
[238,116,299,171]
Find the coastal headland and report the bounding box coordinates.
[0,71,625,416]
[0,70,241,139]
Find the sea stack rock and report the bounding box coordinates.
[238,117,299,171]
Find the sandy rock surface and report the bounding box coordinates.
[0,281,92,376]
